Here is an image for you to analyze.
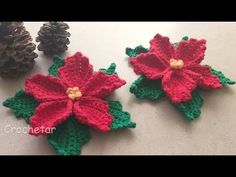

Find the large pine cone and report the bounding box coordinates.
[36,22,70,56]
[0,22,38,78]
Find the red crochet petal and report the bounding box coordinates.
[130,53,168,79]
[82,71,126,98]
[58,52,93,88]
[175,38,206,65]
[25,74,67,102]
[182,68,202,84]
[162,70,197,103]
[29,100,73,135]
[73,96,112,132]
[149,33,175,62]
[185,65,222,89]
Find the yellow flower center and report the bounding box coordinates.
[169,59,184,70]
[66,87,82,100]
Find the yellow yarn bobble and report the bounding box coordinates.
[66,87,82,100]
[170,59,184,70]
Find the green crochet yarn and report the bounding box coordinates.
[126,45,149,58]
[48,116,91,155]
[129,75,203,120]
[101,63,136,129]
[130,75,165,100]
[173,91,204,121]
[108,100,136,130]
[3,89,39,124]
[209,66,235,85]
[99,63,117,75]
[181,36,189,41]
[48,55,64,77]
[48,100,136,155]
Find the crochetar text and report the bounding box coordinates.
[4,124,56,134]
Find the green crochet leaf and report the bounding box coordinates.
[48,55,64,77]
[173,91,204,121]
[3,89,39,124]
[125,45,149,58]
[99,63,117,75]
[48,116,91,155]
[130,75,165,101]
[107,100,136,130]
[173,36,189,48]
[209,66,235,85]
[181,36,189,41]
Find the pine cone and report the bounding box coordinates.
[36,22,71,56]
[0,22,38,78]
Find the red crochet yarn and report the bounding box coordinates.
[130,34,222,103]
[25,52,126,135]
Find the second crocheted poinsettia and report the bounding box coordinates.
[126,34,235,120]
[3,52,136,155]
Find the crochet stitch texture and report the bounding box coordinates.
[126,34,235,120]
[3,52,136,155]
[130,34,222,103]
[25,52,126,134]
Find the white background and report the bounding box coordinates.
[0,22,236,155]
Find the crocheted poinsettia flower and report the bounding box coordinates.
[130,34,222,103]
[25,52,126,135]
[4,52,135,155]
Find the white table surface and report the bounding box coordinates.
[0,22,236,155]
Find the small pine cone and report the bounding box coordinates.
[0,22,38,78]
[36,22,71,56]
